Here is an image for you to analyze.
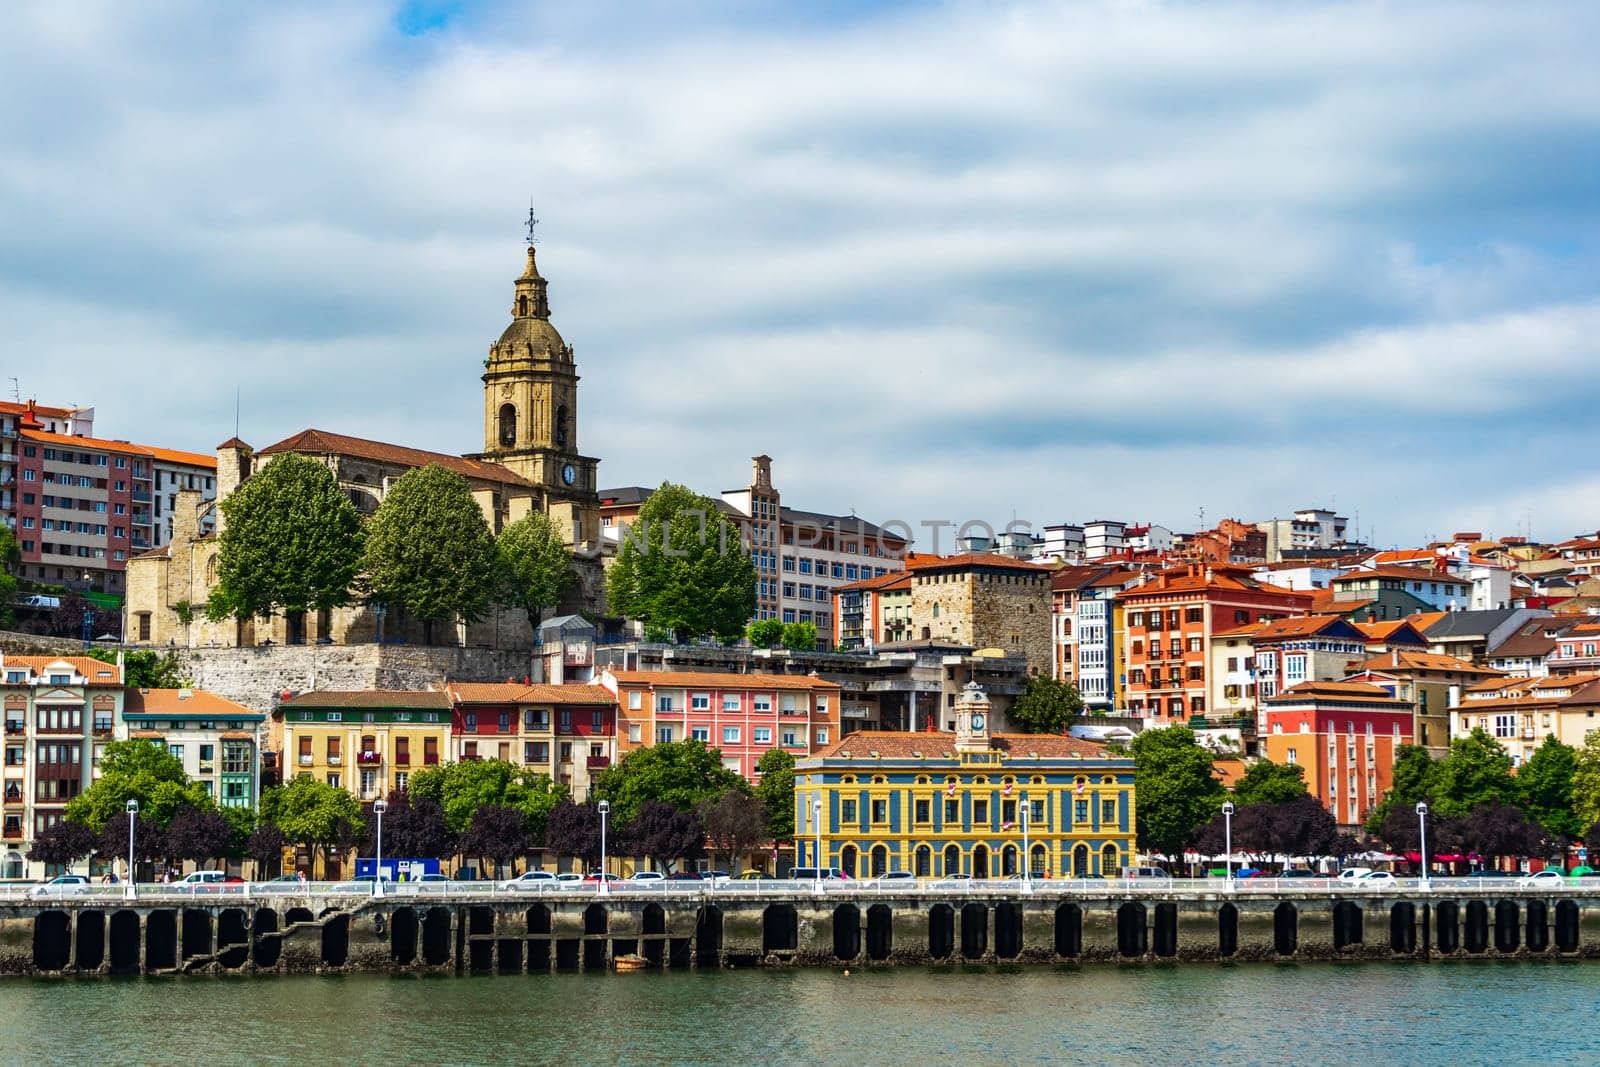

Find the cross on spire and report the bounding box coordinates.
[525,201,540,247]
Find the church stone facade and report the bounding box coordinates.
[124,242,605,650]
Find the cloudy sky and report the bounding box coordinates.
[5,0,1599,549]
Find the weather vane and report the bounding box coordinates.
[525,200,539,247]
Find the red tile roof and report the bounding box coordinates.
[1331,565,1470,585]
[449,682,615,705]
[1348,650,1502,675]
[902,552,1053,574]
[805,730,1112,761]
[279,690,453,709]
[835,570,913,593]
[125,688,262,716]
[1116,565,1307,601]
[1267,680,1411,703]
[0,655,122,683]
[258,428,531,487]
[603,669,839,691]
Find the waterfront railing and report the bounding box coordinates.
[3,876,1594,903]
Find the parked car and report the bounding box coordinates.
[665,871,703,881]
[412,873,451,890]
[735,870,773,880]
[177,871,244,891]
[1336,867,1374,882]
[867,871,918,886]
[1355,871,1397,887]
[1467,869,1514,878]
[790,867,849,881]
[1518,869,1565,887]
[22,594,62,609]
[582,872,624,884]
[30,874,91,897]
[1278,869,1321,879]
[500,870,558,890]
[938,873,973,883]
[554,873,586,890]
[628,870,667,882]
[1124,866,1172,880]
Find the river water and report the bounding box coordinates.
[1,963,1592,1065]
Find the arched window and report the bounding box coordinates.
[943,843,962,877]
[518,294,528,316]
[499,404,517,446]
[915,845,932,877]
[1101,843,1120,877]
[1073,844,1089,878]
[555,404,569,447]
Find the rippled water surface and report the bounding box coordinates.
[2,962,1594,1065]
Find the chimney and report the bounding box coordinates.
[1392,649,1399,668]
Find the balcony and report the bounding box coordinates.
[326,755,341,766]
[3,723,23,736]
[1522,729,1536,740]
[298,755,313,766]
[93,725,113,737]
[586,755,611,770]
[131,489,152,503]
[2,826,21,840]
[3,792,22,806]
[198,763,215,775]
[394,752,411,767]
[423,754,440,766]
[356,751,382,766]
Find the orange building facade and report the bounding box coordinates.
[1261,680,1414,829]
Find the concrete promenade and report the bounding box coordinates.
[4,878,1598,975]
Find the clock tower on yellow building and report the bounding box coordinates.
[470,216,602,552]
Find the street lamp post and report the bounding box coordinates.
[1222,801,1236,889]
[81,571,95,645]
[597,800,610,895]
[1021,794,1032,892]
[124,798,139,900]
[372,797,387,898]
[813,797,823,893]
[1416,801,1430,890]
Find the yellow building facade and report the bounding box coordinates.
[794,684,1137,878]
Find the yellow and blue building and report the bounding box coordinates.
[794,683,1137,879]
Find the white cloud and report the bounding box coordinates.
[4,0,1599,545]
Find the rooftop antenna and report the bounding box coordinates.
[525,200,539,247]
[6,378,18,403]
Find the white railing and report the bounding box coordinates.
[2,875,1595,904]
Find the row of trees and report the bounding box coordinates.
[208,454,573,641]
[1131,724,1600,869]
[29,736,799,878]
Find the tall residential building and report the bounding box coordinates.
[7,403,214,598]
[447,682,616,798]
[122,688,265,809]
[1261,680,1413,830]
[1118,564,1312,726]
[1051,565,1141,713]
[2,653,125,880]
[1257,507,1351,562]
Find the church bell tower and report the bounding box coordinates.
[471,208,602,551]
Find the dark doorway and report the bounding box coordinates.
[928,904,955,960]
[763,904,798,955]
[252,909,280,969]
[1117,902,1147,958]
[697,905,723,967]
[422,907,452,966]
[1272,903,1297,957]
[146,910,177,971]
[1218,903,1238,958]
[110,910,141,974]
[866,904,893,962]
[1055,902,1082,958]
[995,902,1023,959]
[833,904,861,961]
[390,908,418,964]
[32,911,70,972]
[960,903,988,959]
[75,910,105,971]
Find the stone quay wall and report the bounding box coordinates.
[8,885,1600,977]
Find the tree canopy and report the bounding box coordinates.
[207,452,364,622]
[591,739,747,829]
[459,804,534,873]
[747,619,784,649]
[698,791,766,874]
[1519,735,1582,843]
[781,621,818,652]
[623,800,703,872]
[754,748,796,841]
[63,739,211,830]
[497,510,573,630]
[0,526,18,627]
[545,799,602,867]
[605,481,757,640]
[362,464,500,640]
[405,759,567,838]
[1130,725,1225,858]
[28,820,97,869]
[1230,760,1308,807]
[261,774,364,867]
[1009,675,1083,734]
[86,648,185,689]
[1428,728,1517,819]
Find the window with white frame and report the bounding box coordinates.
[722,726,740,744]
[691,693,710,711]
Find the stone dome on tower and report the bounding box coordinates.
[495,246,568,356]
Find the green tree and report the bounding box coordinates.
[698,791,766,874]
[1364,743,1437,834]
[1231,760,1308,806]
[1009,675,1084,734]
[606,481,757,640]
[0,526,19,627]
[1430,728,1517,819]
[85,648,186,689]
[207,452,364,623]
[406,759,568,839]
[1130,725,1225,861]
[591,739,747,829]
[363,464,500,643]
[754,748,796,841]
[746,619,784,648]
[1519,735,1582,844]
[1570,732,1600,834]
[260,774,364,873]
[781,621,818,651]
[64,739,211,830]
[497,510,573,630]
